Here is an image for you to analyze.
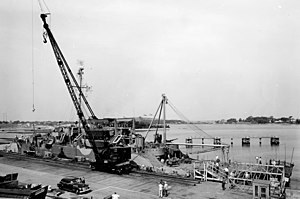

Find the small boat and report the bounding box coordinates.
[242,137,250,145]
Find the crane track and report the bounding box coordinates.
[0,151,200,185]
[0,151,90,170]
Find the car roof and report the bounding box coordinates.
[61,176,80,181]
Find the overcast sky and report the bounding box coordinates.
[1,0,300,121]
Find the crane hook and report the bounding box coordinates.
[43,31,48,43]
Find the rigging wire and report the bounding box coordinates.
[144,96,214,140]
[167,99,213,138]
[167,99,229,149]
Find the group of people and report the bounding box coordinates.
[215,155,230,191]
[158,180,168,198]
[221,167,229,191]
[255,156,262,164]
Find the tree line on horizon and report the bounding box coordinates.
[1,116,300,126]
[217,116,300,124]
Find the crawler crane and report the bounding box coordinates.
[40,13,132,174]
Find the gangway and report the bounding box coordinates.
[194,160,228,182]
[194,161,287,198]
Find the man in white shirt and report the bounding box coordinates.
[112,192,120,199]
[159,181,163,198]
[224,167,229,177]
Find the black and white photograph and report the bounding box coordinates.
[0,0,299,198]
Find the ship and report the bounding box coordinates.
[11,117,136,163]
[6,94,193,176]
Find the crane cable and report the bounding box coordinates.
[32,0,35,112]
[38,0,51,15]
[32,0,51,113]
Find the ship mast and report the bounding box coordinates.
[77,66,84,133]
[76,65,91,133]
[144,94,168,144]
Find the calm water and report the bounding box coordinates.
[144,124,300,189]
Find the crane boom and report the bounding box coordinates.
[40,14,97,129]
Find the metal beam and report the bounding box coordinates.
[166,142,229,147]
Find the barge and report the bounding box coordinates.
[0,173,48,199]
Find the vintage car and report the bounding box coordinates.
[57,176,90,194]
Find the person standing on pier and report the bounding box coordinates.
[224,167,229,177]
[222,178,226,190]
[259,157,262,164]
[112,192,120,199]
[159,180,163,198]
[163,181,168,197]
[215,162,219,174]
